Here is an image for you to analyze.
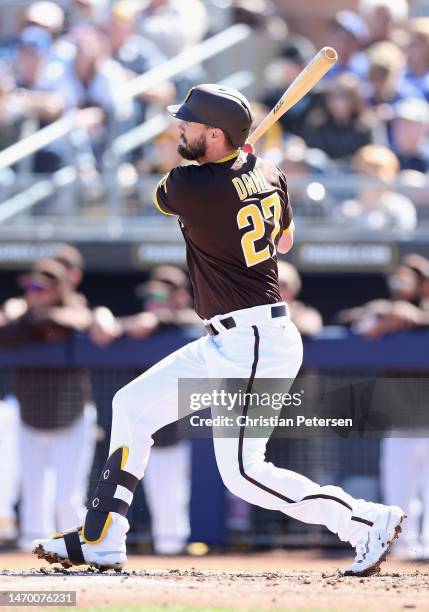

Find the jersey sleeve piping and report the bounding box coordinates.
[282,220,295,235]
[153,174,176,217]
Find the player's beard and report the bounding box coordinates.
[177,134,207,161]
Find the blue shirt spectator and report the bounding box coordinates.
[326,11,369,80]
[405,19,429,101]
[391,99,429,173]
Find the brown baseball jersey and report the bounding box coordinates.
[153,150,293,320]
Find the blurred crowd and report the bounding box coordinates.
[0,0,429,229]
[0,0,207,177]
[257,0,429,230]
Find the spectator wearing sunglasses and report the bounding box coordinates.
[336,253,429,339]
[0,258,95,550]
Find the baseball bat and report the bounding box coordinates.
[243,47,338,152]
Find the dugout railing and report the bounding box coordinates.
[0,327,428,549]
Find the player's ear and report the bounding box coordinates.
[208,127,222,141]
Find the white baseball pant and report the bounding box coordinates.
[110,303,380,547]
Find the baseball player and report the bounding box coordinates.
[33,84,405,576]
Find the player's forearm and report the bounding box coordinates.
[277,230,294,254]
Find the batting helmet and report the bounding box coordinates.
[167,84,253,148]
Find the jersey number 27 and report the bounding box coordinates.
[237,193,281,267]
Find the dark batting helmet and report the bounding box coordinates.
[167,84,253,148]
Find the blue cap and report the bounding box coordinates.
[333,10,369,42]
[19,26,52,53]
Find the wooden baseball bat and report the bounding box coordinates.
[243,47,338,151]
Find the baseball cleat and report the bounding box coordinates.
[344,505,406,577]
[32,528,127,571]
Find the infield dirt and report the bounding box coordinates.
[1,550,428,611]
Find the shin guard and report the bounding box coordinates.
[83,447,139,544]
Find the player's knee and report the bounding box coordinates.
[112,383,160,433]
[217,462,251,500]
[219,471,243,499]
[218,455,274,504]
[112,385,135,417]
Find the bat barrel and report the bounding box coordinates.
[323,47,338,63]
[244,46,338,148]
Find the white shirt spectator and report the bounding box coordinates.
[40,57,133,120]
[337,191,417,232]
[139,0,208,58]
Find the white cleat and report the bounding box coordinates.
[344,505,406,577]
[32,530,127,572]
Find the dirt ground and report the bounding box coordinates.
[0,549,428,611]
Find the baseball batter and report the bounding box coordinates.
[33,85,405,576]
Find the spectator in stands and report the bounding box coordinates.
[231,0,288,40]
[14,28,63,120]
[0,244,86,323]
[406,19,429,101]
[129,265,200,333]
[14,26,64,174]
[335,145,417,232]
[278,262,322,337]
[358,0,409,46]
[137,122,183,175]
[262,36,321,138]
[0,64,22,153]
[44,26,133,164]
[107,1,174,116]
[138,0,208,59]
[1,242,120,354]
[278,137,312,178]
[278,135,332,178]
[0,259,96,550]
[337,253,429,339]
[24,1,65,38]
[397,169,429,213]
[14,27,65,172]
[68,0,111,27]
[391,99,429,173]
[326,10,369,79]
[137,0,208,97]
[365,42,423,114]
[23,2,76,64]
[53,244,85,294]
[53,243,129,344]
[302,74,374,162]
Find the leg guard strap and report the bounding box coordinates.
[83,446,138,544]
[88,495,129,516]
[100,466,139,491]
[63,530,85,565]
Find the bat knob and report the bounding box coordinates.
[242,143,255,154]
